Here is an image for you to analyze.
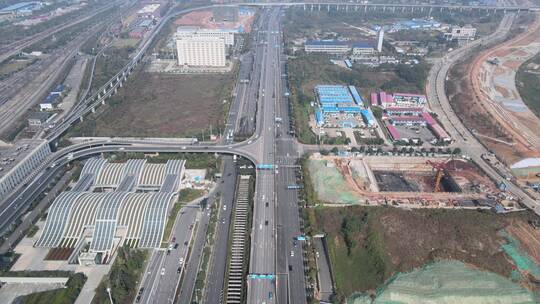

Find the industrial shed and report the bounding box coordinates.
[35,157,186,263]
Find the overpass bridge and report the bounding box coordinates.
[243,1,537,12]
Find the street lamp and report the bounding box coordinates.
[106,287,114,304]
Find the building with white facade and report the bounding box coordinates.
[176,36,227,67]
[304,40,350,54]
[351,41,376,56]
[444,25,477,41]
[0,139,51,200]
[377,28,384,52]
[175,26,235,46]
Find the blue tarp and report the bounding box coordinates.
[361,109,376,126]
[349,86,363,105]
[315,109,324,126]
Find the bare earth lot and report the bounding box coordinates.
[69,72,233,138]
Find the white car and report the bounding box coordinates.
[179,257,184,265]
[290,250,294,257]
[160,268,165,275]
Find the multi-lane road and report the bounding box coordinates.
[6,3,540,304]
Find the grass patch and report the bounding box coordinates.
[0,58,37,80]
[93,246,148,304]
[178,188,206,203]
[26,225,39,238]
[68,71,234,139]
[17,273,86,304]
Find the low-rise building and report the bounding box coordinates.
[39,94,61,111]
[137,3,162,19]
[444,25,477,41]
[27,112,50,129]
[305,40,350,54]
[351,41,376,56]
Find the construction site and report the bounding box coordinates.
[453,12,540,168]
[307,154,517,209]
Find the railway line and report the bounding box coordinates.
[0,1,121,64]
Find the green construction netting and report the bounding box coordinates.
[308,159,360,204]
[348,261,540,304]
[500,230,540,279]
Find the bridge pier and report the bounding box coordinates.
[79,116,84,122]
[101,99,105,105]
[429,7,432,17]
[91,107,95,114]
[318,4,320,11]
[364,5,367,12]
[103,88,106,95]
[327,4,329,12]
[355,5,358,11]
[392,6,395,13]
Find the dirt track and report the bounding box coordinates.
[469,12,540,161]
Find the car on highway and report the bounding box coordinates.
[174,243,179,249]
[161,268,165,275]
[179,257,184,266]
[290,250,294,257]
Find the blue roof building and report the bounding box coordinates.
[50,84,65,95]
[348,86,363,105]
[0,2,42,14]
[316,85,355,104]
[361,109,376,127]
[315,109,324,126]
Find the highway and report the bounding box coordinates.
[137,202,198,304]
[245,7,284,304]
[204,157,237,304]
[274,17,307,303]
[5,3,539,304]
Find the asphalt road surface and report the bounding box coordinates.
[204,157,237,304]
[137,206,198,304]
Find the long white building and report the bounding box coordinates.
[176,26,235,46]
[176,36,226,67]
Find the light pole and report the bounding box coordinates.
[106,287,114,304]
